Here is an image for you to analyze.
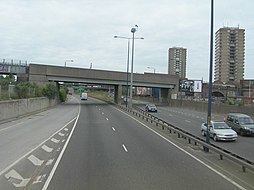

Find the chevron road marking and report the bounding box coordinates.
[5,169,30,187]
[51,138,60,143]
[28,155,44,166]
[58,132,65,137]
[33,174,47,184]
[41,145,53,153]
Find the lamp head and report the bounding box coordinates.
[131,28,136,33]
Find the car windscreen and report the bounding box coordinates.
[239,117,254,125]
[213,122,231,129]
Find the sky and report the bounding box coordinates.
[0,0,253,82]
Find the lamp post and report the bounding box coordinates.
[114,32,143,108]
[129,25,140,109]
[65,59,74,67]
[205,0,214,151]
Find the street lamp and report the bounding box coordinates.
[129,25,139,109]
[114,33,144,108]
[205,0,214,151]
[65,59,74,67]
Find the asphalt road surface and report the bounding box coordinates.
[45,98,246,190]
[0,96,252,190]
[149,105,254,162]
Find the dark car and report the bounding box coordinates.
[145,104,157,112]
[225,113,254,136]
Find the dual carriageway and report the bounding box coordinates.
[0,95,253,189]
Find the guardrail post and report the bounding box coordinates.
[220,155,223,160]
[203,146,209,152]
[242,166,246,173]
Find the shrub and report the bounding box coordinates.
[42,83,57,99]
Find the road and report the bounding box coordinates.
[0,96,79,173]
[0,96,253,189]
[45,98,246,190]
[148,105,254,162]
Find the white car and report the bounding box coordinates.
[201,121,237,141]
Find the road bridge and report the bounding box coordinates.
[28,64,179,103]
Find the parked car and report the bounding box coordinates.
[201,121,237,141]
[145,104,157,112]
[225,113,254,136]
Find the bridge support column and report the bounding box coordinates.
[114,85,122,104]
[160,88,169,103]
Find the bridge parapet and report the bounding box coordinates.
[0,59,28,74]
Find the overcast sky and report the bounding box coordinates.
[0,0,253,81]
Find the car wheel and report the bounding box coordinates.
[213,134,217,141]
[239,129,245,136]
[201,130,206,136]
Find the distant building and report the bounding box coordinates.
[240,79,254,98]
[168,47,187,78]
[214,27,245,84]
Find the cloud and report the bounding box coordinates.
[0,0,253,81]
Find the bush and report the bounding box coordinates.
[42,83,57,99]
[59,87,67,102]
[14,82,41,99]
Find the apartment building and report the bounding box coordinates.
[214,27,245,84]
[168,47,187,78]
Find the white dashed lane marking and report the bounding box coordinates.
[122,144,128,152]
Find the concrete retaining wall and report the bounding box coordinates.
[168,99,254,118]
[0,97,58,122]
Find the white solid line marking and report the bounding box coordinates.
[122,144,128,152]
[28,155,44,166]
[114,107,247,190]
[0,122,24,133]
[112,127,116,131]
[0,117,77,177]
[42,103,81,190]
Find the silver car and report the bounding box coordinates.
[145,104,157,112]
[201,121,237,141]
